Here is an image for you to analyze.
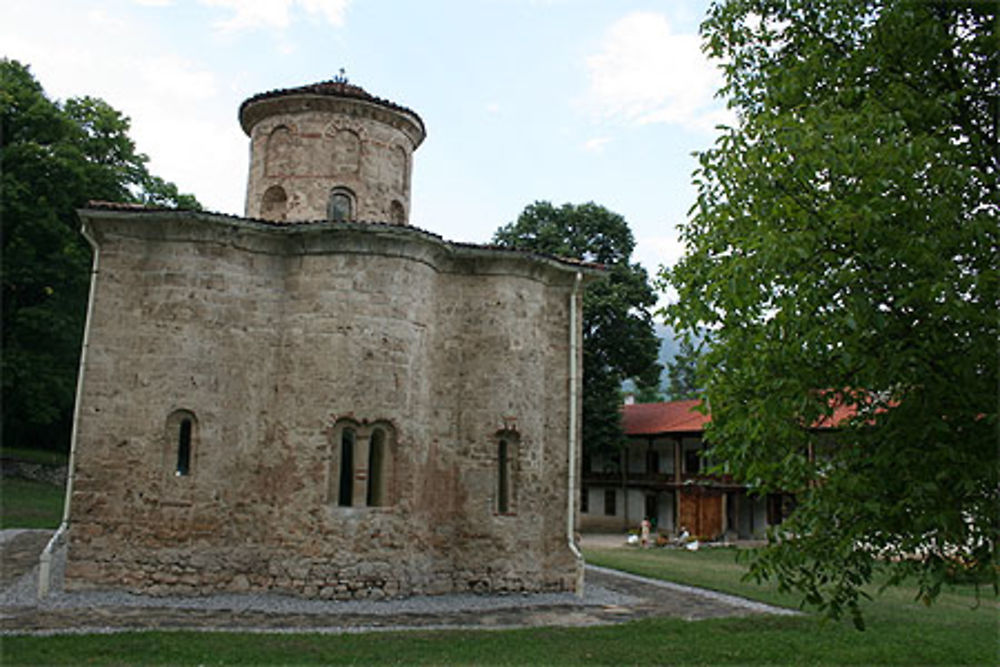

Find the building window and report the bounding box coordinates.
[329,420,395,509]
[328,187,355,222]
[261,185,288,221]
[165,410,197,478]
[494,431,518,515]
[338,428,355,507]
[177,419,192,476]
[604,489,617,516]
[580,486,589,514]
[645,494,658,524]
[684,440,702,475]
[390,200,405,224]
[367,428,386,507]
[497,439,510,513]
[646,448,659,475]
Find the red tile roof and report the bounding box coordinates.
[623,396,864,437]
[812,400,861,429]
[622,399,709,436]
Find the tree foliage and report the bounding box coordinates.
[1,59,200,451]
[493,201,662,456]
[633,383,665,404]
[665,337,701,400]
[663,0,998,627]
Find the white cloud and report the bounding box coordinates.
[201,0,292,31]
[133,0,174,6]
[137,56,218,101]
[583,136,611,153]
[639,234,688,273]
[635,234,690,309]
[200,0,349,32]
[583,11,731,133]
[86,8,129,32]
[0,2,245,215]
[299,0,350,26]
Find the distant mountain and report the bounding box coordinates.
[655,322,679,382]
[620,322,704,396]
[621,323,678,396]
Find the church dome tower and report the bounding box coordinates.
[239,76,425,224]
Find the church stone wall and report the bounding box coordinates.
[243,99,420,224]
[65,209,585,598]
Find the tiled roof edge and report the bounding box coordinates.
[237,80,425,135]
[80,202,604,272]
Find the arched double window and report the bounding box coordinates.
[328,420,395,508]
[327,187,355,222]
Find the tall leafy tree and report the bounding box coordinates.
[633,383,665,404]
[1,59,200,452]
[665,337,700,400]
[664,1,997,626]
[493,201,662,457]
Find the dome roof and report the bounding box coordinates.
[238,78,425,140]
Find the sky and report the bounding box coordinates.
[2,0,731,305]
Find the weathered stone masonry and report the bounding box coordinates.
[65,210,594,598]
[61,78,597,599]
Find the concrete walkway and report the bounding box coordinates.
[1,530,795,635]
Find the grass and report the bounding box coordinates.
[1,544,996,664]
[0,477,64,529]
[0,446,68,466]
[588,545,799,608]
[586,545,998,663]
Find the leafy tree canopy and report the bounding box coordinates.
[663,0,997,627]
[665,337,701,401]
[494,201,662,456]
[633,383,665,404]
[1,58,201,451]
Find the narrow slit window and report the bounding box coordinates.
[497,439,510,514]
[176,418,192,476]
[367,429,385,507]
[338,429,355,507]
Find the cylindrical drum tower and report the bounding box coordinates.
[239,78,425,224]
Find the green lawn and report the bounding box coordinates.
[586,545,998,663]
[0,477,64,529]
[2,544,996,664]
[0,446,68,466]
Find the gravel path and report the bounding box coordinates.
[1,529,796,636]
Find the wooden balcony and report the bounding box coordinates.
[580,470,744,491]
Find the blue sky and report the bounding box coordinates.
[3,0,729,301]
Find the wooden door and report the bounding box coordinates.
[679,488,723,539]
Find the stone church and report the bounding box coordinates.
[57,79,598,599]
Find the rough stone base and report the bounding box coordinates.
[63,557,578,600]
